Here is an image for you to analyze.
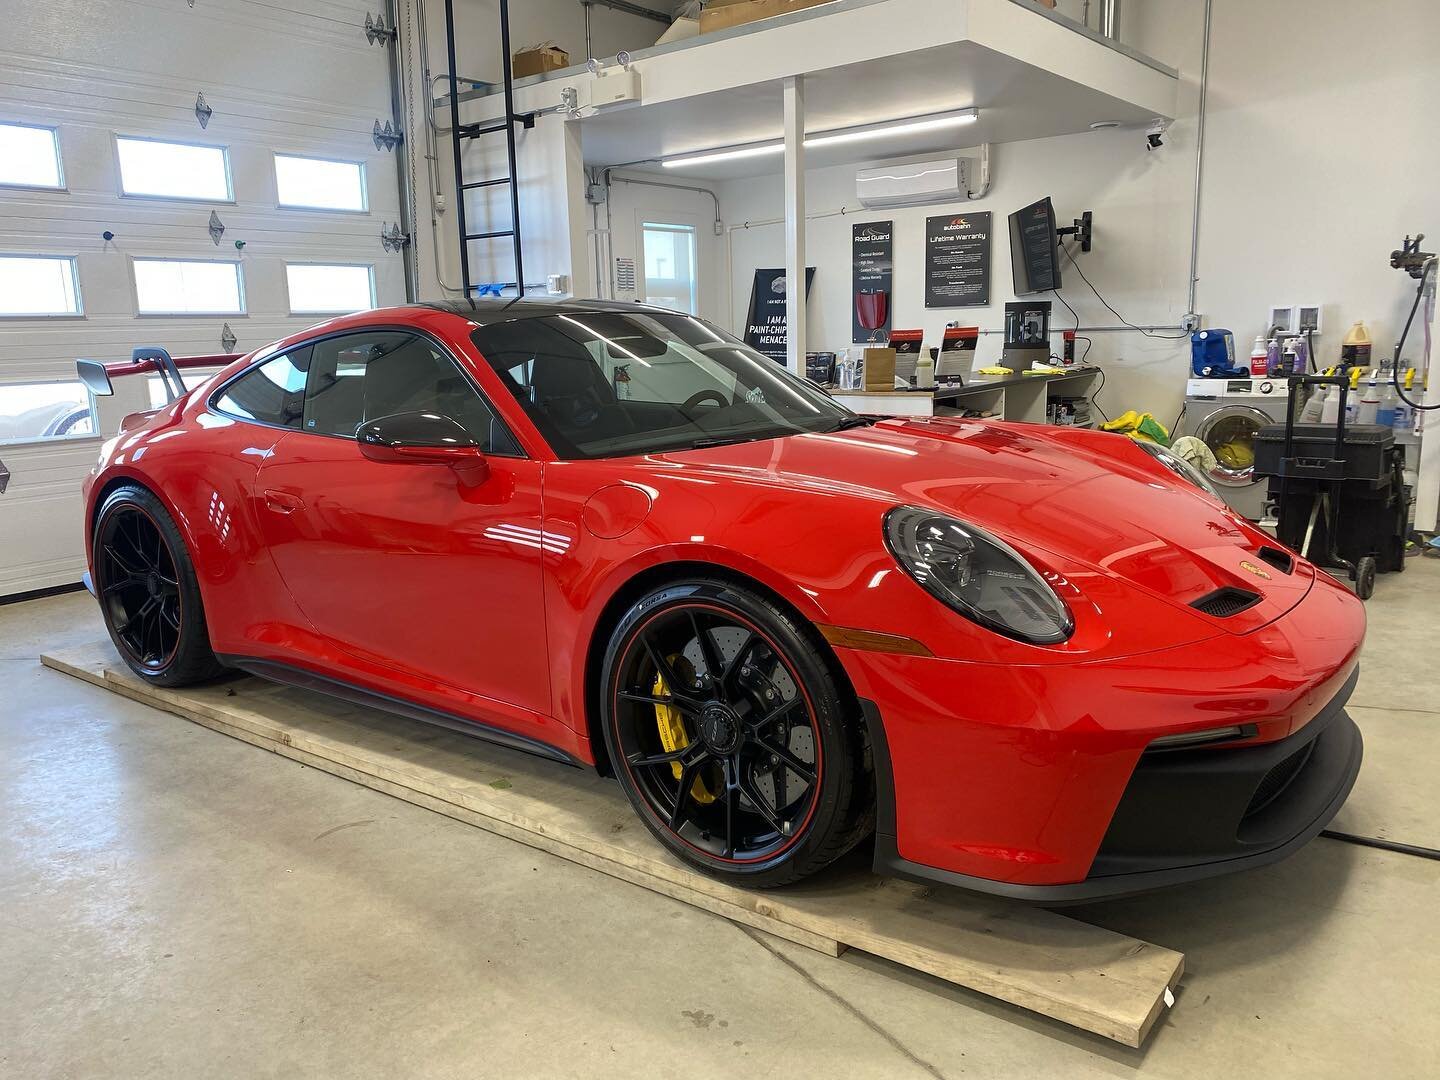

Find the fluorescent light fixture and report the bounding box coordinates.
[662,143,783,169]
[662,109,978,169]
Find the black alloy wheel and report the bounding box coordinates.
[602,579,873,887]
[93,485,224,686]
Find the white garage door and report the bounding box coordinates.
[0,0,407,598]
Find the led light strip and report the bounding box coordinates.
[661,109,979,169]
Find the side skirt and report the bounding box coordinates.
[215,653,584,769]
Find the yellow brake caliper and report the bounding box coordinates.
[654,661,716,805]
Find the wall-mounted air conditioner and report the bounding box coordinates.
[856,158,970,209]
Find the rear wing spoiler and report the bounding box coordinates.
[77,347,243,404]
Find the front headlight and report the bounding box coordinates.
[1133,438,1223,498]
[883,507,1074,645]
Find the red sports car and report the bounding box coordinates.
[76,301,1364,900]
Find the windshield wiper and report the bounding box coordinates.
[687,435,755,450]
[830,415,877,431]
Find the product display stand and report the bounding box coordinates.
[830,367,1103,424]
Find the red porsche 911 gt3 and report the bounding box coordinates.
[76,300,1364,900]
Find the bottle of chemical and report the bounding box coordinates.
[1375,358,1398,429]
[1392,386,1411,435]
[1292,335,1309,373]
[1282,339,1301,377]
[1265,336,1282,376]
[1320,384,1342,425]
[916,349,936,389]
[1249,335,1267,376]
[1298,384,1325,423]
[1356,372,1380,425]
[1341,321,1372,369]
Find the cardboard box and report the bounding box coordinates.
[511,45,569,78]
[863,347,897,392]
[700,0,834,34]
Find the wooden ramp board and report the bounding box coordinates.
[42,641,1183,1047]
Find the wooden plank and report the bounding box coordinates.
[42,640,1183,1047]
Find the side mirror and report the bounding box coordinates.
[357,411,487,470]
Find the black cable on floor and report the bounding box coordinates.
[1320,829,1440,862]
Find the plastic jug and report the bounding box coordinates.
[1341,321,1372,369]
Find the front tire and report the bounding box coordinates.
[93,485,223,686]
[600,578,873,887]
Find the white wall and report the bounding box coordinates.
[714,0,1440,428]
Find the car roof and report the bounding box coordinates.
[413,297,685,327]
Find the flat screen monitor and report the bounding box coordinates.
[1009,197,1061,295]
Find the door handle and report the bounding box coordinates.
[263,489,304,513]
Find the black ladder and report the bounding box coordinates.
[442,0,532,298]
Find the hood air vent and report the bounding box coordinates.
[1257,546,1294,574]
[1191,587,1262,618]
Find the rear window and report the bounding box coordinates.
[213,348,312,428]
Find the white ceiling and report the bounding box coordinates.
[579,40,1162,180]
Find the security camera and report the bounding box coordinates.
[1146,118,1169,151]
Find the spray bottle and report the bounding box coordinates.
[1320,384,1342,425]
[1375,356,1398,428]
[1356,370,1380,425]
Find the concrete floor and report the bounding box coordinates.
[3,565,1438,1079]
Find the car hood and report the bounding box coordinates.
[654,417,1311,633]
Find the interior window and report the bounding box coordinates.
[303,331,518,454]
[213,348,312,428]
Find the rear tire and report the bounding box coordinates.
[93,485,224,686]
[600,578,873,888]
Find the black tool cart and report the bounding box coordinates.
[1252,375,1409,600]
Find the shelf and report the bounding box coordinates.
[443,1,1179,180]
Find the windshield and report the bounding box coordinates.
[471,311,853,459]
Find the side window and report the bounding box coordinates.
[303,331,519,454]
[213,347,312,428]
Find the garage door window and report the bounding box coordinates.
[213,348,312,429]
[0,255,82,316]
[0,381,95,444]
[116,136,232,201]
[0,123,64,189]
[134,259,245,315]
[285,264,375,314]
[274,154,367,211]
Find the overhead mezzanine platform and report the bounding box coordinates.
[433,0,1180,359]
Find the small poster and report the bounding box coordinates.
[924,211,991,308]
[743,267,816,361]
[851,220,893,344]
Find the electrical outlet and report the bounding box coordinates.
[1296,304,1323,334]
[1181,313,1201,332]
[1267,305,1297,335]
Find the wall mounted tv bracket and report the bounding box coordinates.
[1056,210,1094,253]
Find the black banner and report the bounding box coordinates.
[743,267,816,361]
[924,211,991,308]
[851,220,893,344]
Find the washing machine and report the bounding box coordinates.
[1181,376,1292,520]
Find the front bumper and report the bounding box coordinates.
[841,566,1366,900]
[867,666,1362,902]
